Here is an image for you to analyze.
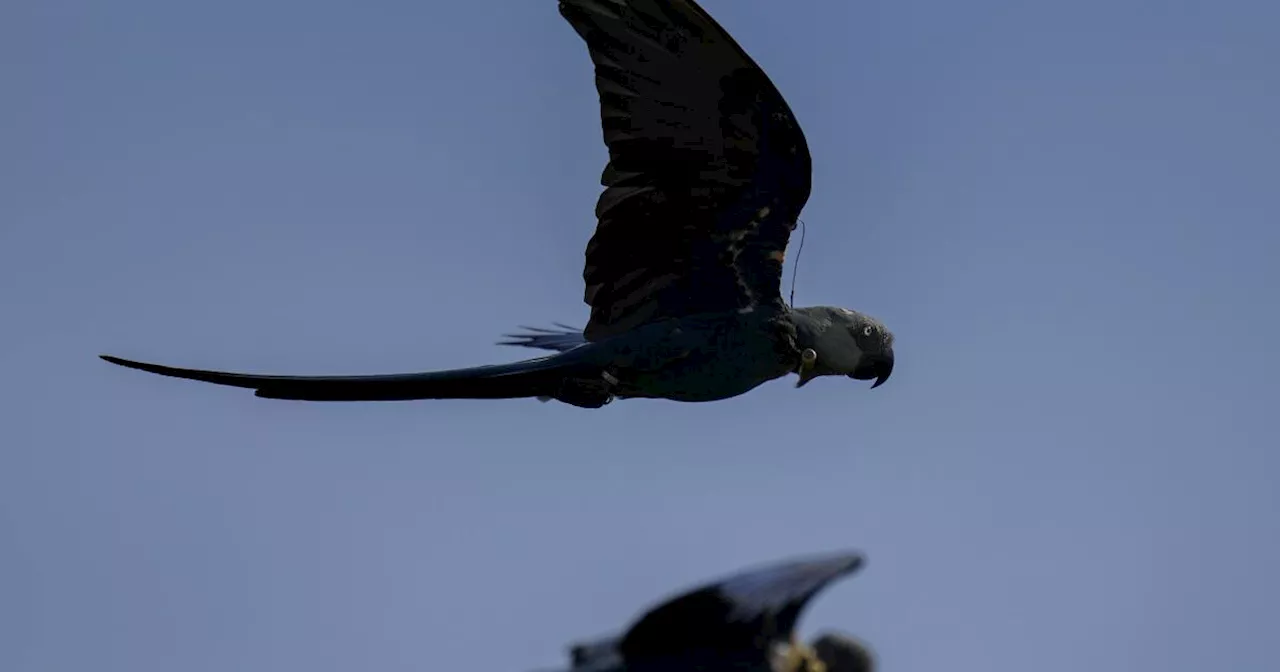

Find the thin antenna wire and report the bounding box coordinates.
[788,218,807,307]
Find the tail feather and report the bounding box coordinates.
[99,353,592,402]
[497,324,588,353]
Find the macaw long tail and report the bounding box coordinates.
[99,353,599,403]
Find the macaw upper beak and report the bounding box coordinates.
[870,352,893,389]
[850,347,894,389]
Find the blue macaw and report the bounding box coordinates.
[102,0,895,408]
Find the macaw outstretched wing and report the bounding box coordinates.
[560,0,813,342]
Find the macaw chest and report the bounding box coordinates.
[610,312,798,402]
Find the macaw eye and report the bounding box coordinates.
[862,325,874,337]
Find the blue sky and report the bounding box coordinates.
[3,0,1278,670]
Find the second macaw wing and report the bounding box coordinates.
[559,0,814,342]
[617,551,864,661]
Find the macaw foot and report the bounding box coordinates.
[550,375,615,409]
[794,347,819,388]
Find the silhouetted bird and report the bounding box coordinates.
[548,551,875,672]
[101,0,895,408]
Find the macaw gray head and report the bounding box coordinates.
[791,307,895,390]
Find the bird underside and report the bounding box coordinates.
[517,311,802,406]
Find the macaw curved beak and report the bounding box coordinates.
[850,347,893,389]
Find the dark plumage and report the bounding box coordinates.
[546,551,875,672]
[100,0,895,408]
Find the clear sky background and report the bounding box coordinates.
[3,1,1278,670]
